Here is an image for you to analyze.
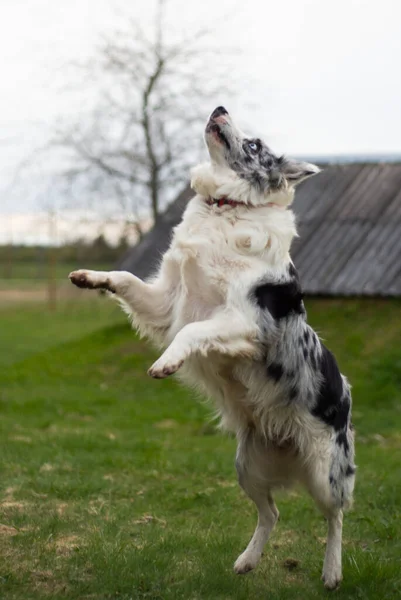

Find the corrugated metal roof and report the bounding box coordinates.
[292,163,401,295]
[119,163,401,296]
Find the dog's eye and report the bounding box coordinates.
[248,142,259,153]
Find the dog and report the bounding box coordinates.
[69,106,355,590]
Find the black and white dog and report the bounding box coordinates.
[69,107,355,590]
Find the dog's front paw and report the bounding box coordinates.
[148,356,185,379]
[69,270,115,293]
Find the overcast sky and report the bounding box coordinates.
[1,0,401,219]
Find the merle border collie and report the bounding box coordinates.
[69,106,355,590]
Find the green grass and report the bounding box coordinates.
[0,297,400,599]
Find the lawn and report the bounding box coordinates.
[0,296,400,599]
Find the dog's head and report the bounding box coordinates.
[191,106,319,207]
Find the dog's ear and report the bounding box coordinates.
[279,158,320,186]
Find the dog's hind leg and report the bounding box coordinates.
[234,439,279,574]
[234,488,279,574]
[321,509,343,590]
[304,460,343,590]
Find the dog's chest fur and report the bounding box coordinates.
[164,196,296,333]
[156,196,312,439]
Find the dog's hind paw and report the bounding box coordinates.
[322,572,342,590]
[234,550,261,575]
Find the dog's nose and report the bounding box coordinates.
[211,106,228,119]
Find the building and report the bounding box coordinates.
[118,163,401,296]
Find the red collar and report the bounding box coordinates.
[206,196,240,208]
[206,196,286,210]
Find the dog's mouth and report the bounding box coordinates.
[205,121,231,149]
[205,106,231,150]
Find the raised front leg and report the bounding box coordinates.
[148,312,259,378]
[69,269,174,331]
[69,269,124,293]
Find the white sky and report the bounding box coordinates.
[0,0,401,225]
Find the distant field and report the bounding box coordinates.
[0,262,113,288]
[0,296,400,599]
[0,262,114,305]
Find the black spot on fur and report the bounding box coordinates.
[338,395,351,430]
[262,156,273,169]
[251,172,263,188]
[336,431,350,455]
[303,347,309,360]
[289,386,298,400]
[312,344,350,432]
[345,465,355,477]
[329,475,335,485]
[303,329,310,344]
[253,274,304,320]
[310,351,317,370]
[267,362,284,383]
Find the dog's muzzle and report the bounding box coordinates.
[206,106,231,149]
[211,106,228,119]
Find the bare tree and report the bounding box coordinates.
[52,0,234,238]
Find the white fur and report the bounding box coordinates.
[69,160,350,591]
[191,162,295,207]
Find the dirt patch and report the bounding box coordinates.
[0,289,48,304]
[55,534,81,556]
[1,500,30,510]
[282,557,300,571]
[272,529,300,550]
[40,463,54,472]
[9,434,32,443]
[1,488,30,511]
[0,523,19,536]
[30,569,70,596]
[0,283,81,305]
[56,502,69,516]
[31,569,54,581]
[155,419,178,430]
[131,514,167,526]
[0,523,34,536]
[216,479,236,488]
